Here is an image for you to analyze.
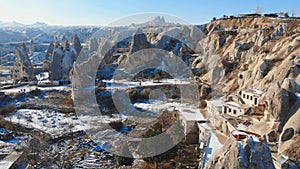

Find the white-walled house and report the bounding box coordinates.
[206,100,225,116]
[222,101,252,117]
[179,110,205,135]
[241,88,264,106]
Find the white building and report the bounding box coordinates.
[206,100,225,114]
[179,110,205,135]
[241,88,264,106]
[222,101,251,117]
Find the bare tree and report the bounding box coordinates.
[22,132,50,165]
[52,151,73,169]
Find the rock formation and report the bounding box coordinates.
[11,43,36,82]
[29,39,34,55]
[49,37,78,81]
[71,34,82,55]
[43,41,55,70]
[71,16,300,167]
[206,137,275,169]
[128,28,152,54]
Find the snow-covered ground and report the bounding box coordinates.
[5,109,87,137]
[1,84,71,94]
[1,71,71,94]
[5,108,128,139]
[103,79,195,90]
[134,101,181,113]
[0,80,13,85]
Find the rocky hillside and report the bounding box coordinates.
[195,16,300,168]
[71,16,300,167]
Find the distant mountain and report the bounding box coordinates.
[0,21,49,28]
[130,16,180,27]
[0,21,26,28]
[28,22,49,28]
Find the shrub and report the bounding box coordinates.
[116,143,134,166]
[0,104,16,116]
[29,88,41,97]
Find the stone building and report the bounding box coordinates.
[178,110,207,144]
[179,111,202,135]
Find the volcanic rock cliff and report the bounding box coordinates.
[72,16,300,167]
[195,16,300,168]
[205,136,275,169]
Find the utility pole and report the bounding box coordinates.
[255,5,262,14]
[292,7,296,17]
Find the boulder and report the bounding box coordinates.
[296,74,300,84]
[282,78,300,94]
[265,83,291,123]
[238,42,254,52]
[109,120,123,131]
[279,107,300,153]
[293,55,300,66]
[259,59,270,77]
[244,137,275,169]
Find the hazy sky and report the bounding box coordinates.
[0,0,299,26]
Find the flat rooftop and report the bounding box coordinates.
[180,107,205,121]
[206,100,225,109]
[224,101,251,109]
[242,88,264,95]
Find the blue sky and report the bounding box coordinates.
[0,0,299,26]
